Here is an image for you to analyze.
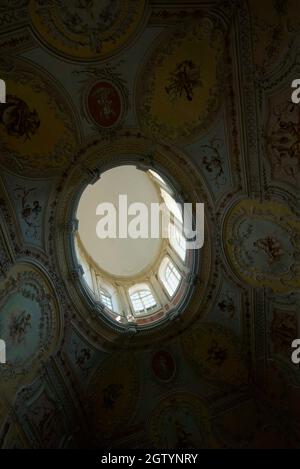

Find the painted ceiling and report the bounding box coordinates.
[0,0,299,449]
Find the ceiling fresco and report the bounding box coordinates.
[0,57,81,176]
[29,0,149,61]
[136,17,225,143]
[0,0,299,450]
[224,199,300,292]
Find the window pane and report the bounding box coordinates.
[162,259,181,297]
[83,267,93,291]
[161,189,183,223]
[100,289,113,310]
[130,289,156,313]
[169,223,186,261]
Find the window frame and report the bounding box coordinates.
[99,288,113,310]
[168,222,186,261]
[159,257,182,298]
[129,285,157,315]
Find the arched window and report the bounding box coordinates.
[168,223,186,261]
[159,257,181,297]
[160,188,183,223]
[99,288,113,310]
[96,277,120,313]
[129,285,157,314]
